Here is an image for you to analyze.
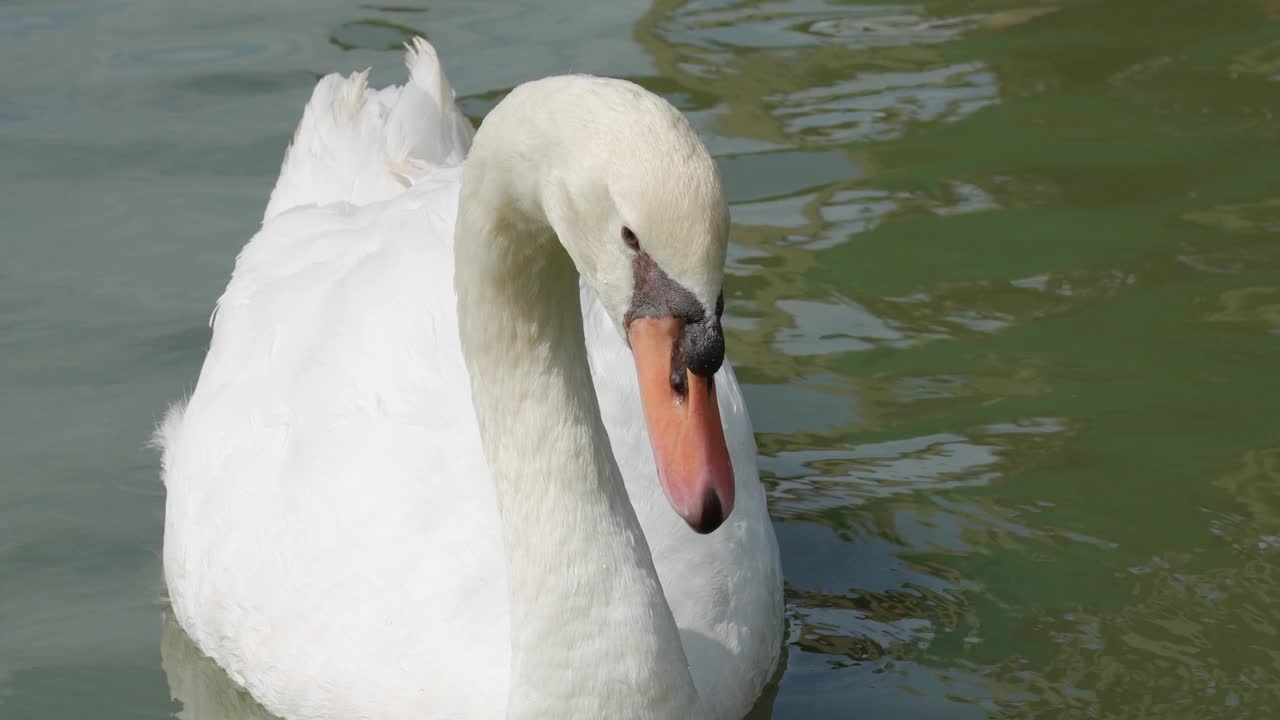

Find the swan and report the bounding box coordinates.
[158,38,783,719]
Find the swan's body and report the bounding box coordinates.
[159,40,782,719]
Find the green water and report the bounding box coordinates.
[3,0,1279,717]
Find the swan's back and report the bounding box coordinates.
[160,40,781,720]
[161,42,506,720]
[164,188,511,719]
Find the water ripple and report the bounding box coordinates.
[768,62,1000,144]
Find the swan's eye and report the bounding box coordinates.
[715,291,724,319]
[621,226,640,250]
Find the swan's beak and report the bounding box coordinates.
[628,317,735,534]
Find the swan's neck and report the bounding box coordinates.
[455,197,700,717]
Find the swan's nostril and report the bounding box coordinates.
[670,368,687,397]
[688,487,724,534]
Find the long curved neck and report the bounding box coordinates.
[454,94,701,719]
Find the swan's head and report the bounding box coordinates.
[527,77,735,533]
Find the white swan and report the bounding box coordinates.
[158,39,783,719]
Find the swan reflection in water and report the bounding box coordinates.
[161,610,280,720]
[160,608,785,720]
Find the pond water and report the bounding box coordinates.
[3,0,1279,717]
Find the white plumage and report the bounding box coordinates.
[159,38,782,719]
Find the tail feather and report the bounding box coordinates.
[387,37,475,169]
[263,38,473,222]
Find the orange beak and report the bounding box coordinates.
[628,317,735,534]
